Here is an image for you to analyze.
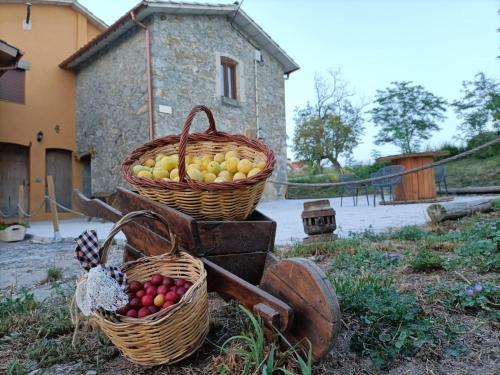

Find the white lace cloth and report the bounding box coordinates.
[75,265,129,316]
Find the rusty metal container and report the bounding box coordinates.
[301,200,336,236]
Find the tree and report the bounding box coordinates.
[452,73,500,139]
[370,81,447,153]
[292,71,365,171]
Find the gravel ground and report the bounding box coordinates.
[0,239,123,300]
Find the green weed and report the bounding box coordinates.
[285,238,364,257]
[330,272,463,368]
[385,226,428,241]
[46,267,63,283]
[491,199,500,211]
[410,249,445,272]
[331,249,400,275]
[426,281,500,320]
[220,306,312,374]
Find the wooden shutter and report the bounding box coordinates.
[0,69,25,104]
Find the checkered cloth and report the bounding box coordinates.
[75,230,128,288]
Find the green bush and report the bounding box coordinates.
[466,131,500,159]
[410,249,445,272]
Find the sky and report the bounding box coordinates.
[79,0,499,163]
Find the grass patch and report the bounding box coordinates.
[384,226,428,241]
[426,281,500,321]
[445,152,500,188]
[331,249,400,274]
[0,289,118,373]
[410,249,445,272]
[218,306,312,375]
[0,289,39,337]
[46,267,63,283]
[330,273,461,368]
[284,238,364,257]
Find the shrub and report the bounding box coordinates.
[467,131,500,158]
[410,249,445,272]
[386,226,428,241]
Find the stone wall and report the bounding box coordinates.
[151,14,287,197]
[75,25,150,195]
[76,14,288,197]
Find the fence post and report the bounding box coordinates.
[46,175,61,241]
[18,184,24,223]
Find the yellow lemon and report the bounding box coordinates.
[220,161,227,170]
[132,165,151,175]
[226,157,240,173]
[137,170,153,179]
[225,150,239,161]
[152,166,170,179]
[144,158,155,167]
[218,170,233,181]
[214,153,225,163]
[188,163,201,172]
[214,176,227,183]
[159,156,176,171]
[185,155,193,165]
[255,160,266,169]
[192,156,202,165]
[172,176,180,182]
[204,172,217,183]
[233,172,246,181]
[187,168,204,182]
[170,168,179,179]
[207,161,221,175]
[237,159,253,174]
[170,154,179,166]
[247,167,261,178]
[156,153,167,162]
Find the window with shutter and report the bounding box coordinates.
[0,69,25,104]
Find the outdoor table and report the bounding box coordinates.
[376,151,449,202]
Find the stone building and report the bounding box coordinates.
[60,0,299,199]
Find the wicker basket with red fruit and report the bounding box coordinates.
[90,211,209,366]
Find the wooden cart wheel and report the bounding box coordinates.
[259,257,341,361]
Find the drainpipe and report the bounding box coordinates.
[130,11,154,140]
[254,58,260,139]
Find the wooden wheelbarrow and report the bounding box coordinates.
[73,187,341,361]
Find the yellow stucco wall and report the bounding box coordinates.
[0,3,103,220]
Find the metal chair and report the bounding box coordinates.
[371,165,405,206]
[339,173,370,206]
[434,165,448,195]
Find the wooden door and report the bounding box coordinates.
[46,149,72,211]
[0,143,29,216]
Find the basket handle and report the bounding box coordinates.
[178,105,218,181]
[99,210,176,265]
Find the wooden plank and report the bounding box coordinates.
[203,258,294,332]
[448,186,500,194]
[420,157,436,199]
[379,196,453,205]
[73,189,175,256]
[197,211,276,255]
[204,252,268,285]
[115,187,199,253]
[47,176,60,238]
[260,258,341,361]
